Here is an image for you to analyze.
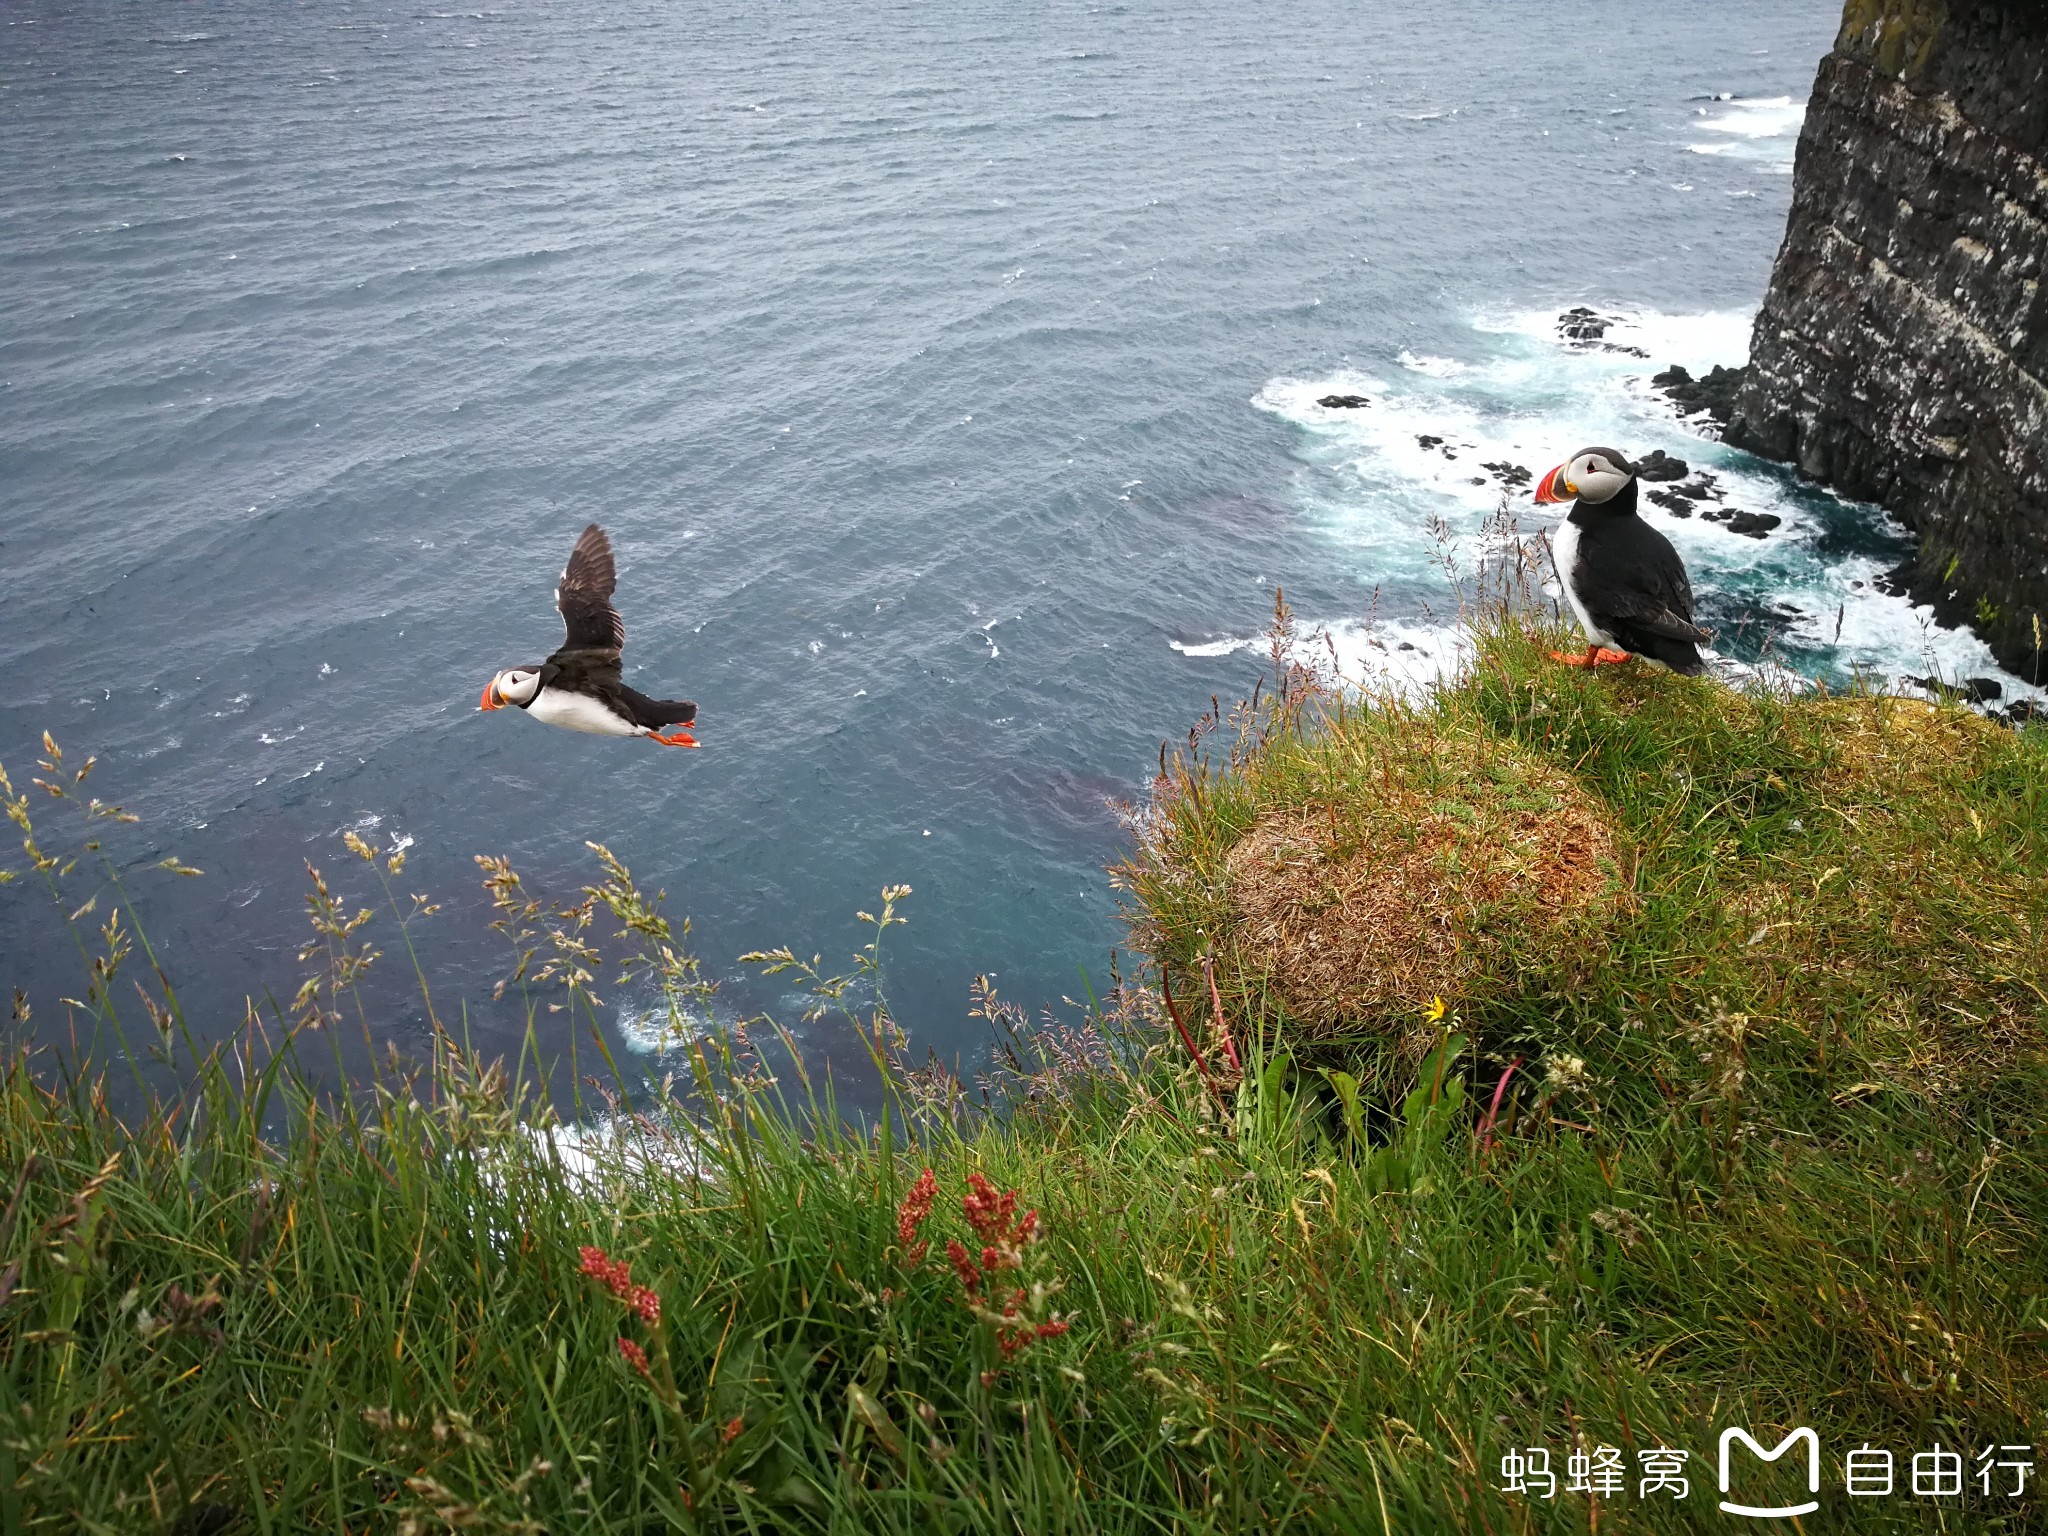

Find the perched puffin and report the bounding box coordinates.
[1533,446,1712,676]
[479,523,699,746]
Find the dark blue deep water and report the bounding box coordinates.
[9,1,1996,1090]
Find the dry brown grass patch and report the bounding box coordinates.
[1812,694,2010,797]
[1220,735,1624,1037]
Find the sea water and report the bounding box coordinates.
[2,1,2010,1089]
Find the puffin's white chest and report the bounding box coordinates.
[1550,519,1615,649]
[526,686,642,737]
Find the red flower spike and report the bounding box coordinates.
[721,1415,745,1446]
[617,1337,651,1377]
[896,1168,938,1247]
[631,1286,661,1326]
[946,1239,980,1292]
[581,1245,640,1301]
[903,1241,927,1267]
[961,1172,1019,1245]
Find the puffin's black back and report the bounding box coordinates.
[1569,480,1711,675]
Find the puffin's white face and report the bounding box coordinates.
[481,668,539,711]
[1533,446,1636,507]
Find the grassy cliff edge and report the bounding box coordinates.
[2,614,2045,1533]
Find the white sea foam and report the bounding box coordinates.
[616,996,715,1055]
[1397,350,1466,379]
[1168,636,1254,659]
[1171,616,1473,700]
[527,1115,705,1192]
[1243,303,2046,709]
[1687,96,1803,168]
[1695,95,1804,139]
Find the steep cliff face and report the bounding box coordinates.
[1721,0,2048,679]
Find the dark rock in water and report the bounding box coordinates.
[1647,488,1696,516]
[1634,448,1690,482]
[1416,434,1443,449]
[1724,510,1782,539]
[1481,460,1533,487]
[1318,394,1370,409]
[1911,675,2005,705]
[2001,698,2045,726]
[1653,363,1748,426]
[1718,3,2048,680]
[1701,505,1731,523]
[1558,306,1612,342]
[1555,307,1649,356]
[1469,476,1488,485]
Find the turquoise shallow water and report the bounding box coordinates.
[9,0,1995,1088]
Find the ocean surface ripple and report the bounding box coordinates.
[9,1,1983,1087]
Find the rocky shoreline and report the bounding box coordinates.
[1701,0,2047,683]
[1542,306,2036,721]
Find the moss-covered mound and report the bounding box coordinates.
[1221,729,1623,1041]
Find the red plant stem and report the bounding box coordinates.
[1479,1056,1523,1155]
[1200,955,1243,1075]
[1159,967,1226,1108]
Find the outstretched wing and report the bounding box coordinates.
[552,523,626,658]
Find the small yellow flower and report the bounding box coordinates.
[1422,995,1447,1024]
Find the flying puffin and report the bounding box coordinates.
[1533,446,1712,676]
[478,523,699,746]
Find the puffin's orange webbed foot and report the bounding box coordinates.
[1549,646,1634,668]
[651,729,699,748]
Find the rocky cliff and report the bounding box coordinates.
[1716,0,2048,680]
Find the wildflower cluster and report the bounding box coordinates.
[896,1170,1071,1368]
[580,1245,662,1374]
[895,1167,938,1266]
[949,1172,1040,1294]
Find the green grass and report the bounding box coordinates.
[3,615,2047,1534]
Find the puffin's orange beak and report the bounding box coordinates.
[1533,463,1575,505]
[479,680,503,711]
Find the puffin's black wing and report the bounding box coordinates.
[553,523,626,657]
[1581,518,1711,643]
